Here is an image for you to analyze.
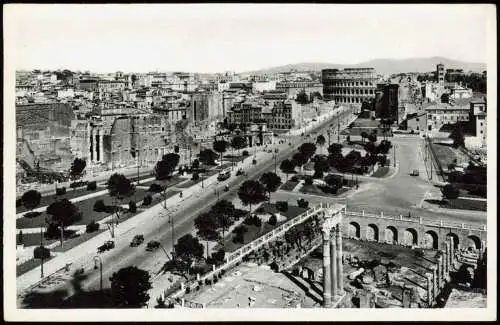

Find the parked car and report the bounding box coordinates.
[146,240,161,251]
[217,170,231,181]
[410,169,419,176]
[98,240,115,253]
[130,234,144,247]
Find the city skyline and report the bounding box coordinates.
[5,4,493,74]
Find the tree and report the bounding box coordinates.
[155,153,180,180]
[324,174,343,189]
[279,159,296,181]
[231,135,247,152]
[292,152,308,174]
[213,140,228,167]
[316,135,326,154]
[327,143,343,156]
[298,142,316,160]
[109,266,152,308]
[46,198,82,246]
[295,89,310,105]
[313,157,329,178]
[192,159,200,170]
[199,149,218,166]
[237,180,266,212]
[442,184,460,200]
[260,172,282,201]
[33,246,50,260]
[70,158,86,178]
[174,234,204,265]
[22,190,41,214]
[449,124,465,148]
[107,173,135,236]
[365,142,377,155]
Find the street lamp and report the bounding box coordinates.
[393,144,397,168]
[93,255,103,292]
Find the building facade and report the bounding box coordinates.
[322,68,377,104]
[436,64,445,85]
[425,103,470,133]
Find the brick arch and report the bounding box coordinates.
[466,235,481,250]
[402,228,418,246]
[446,232,460,249]
[423,230,439,249]
[348,221,361,239]
[385,226,398,244]
[366,223,379,242]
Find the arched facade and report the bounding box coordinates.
[348,222,361,239]
[402,228,418,246]
[385,226,398,244]
[366,224,379,242]
[423,230,439,249]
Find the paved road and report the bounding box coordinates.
[17,107,356,306]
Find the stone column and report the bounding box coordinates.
[445,241,450,275]
[431,265,438,302]
[99,130,104,163]
[330,228,337,299]
[92,129,98,163]
[426,273,433,306]
[336,226,343,293]
[322,228,332,307]
[449,237,454,271]
[437,255,443,289]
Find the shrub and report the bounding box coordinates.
[70,181,88,189]
[93,199,106,212]
[304,176,314,185]
[192,173,200,181]
[143,195,153,206]
[86,220,100,233]
[290,176,299,182]
[56,187,67,196]
[442,184,460,200]
[148,183,164,193]
[252,159,257,165]
[33,246,51,260]
[198,280,203,286]
[242,150,249,157]
[25,211,42,218]
[129,201,137,213]
[205,278,211,285]
[87,181,97,191]
[297,199,309,208]
[268,214,277,226]
[185,286,191,294]
[276,201,288,212]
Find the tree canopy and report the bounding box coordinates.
[292,152,309,169]
[46,198,82,228]
[199,149,218,166]
[295,89,311,105]
[449,124,465,148]
[442,184,460,200]
[155,153,180,180]
[260,172,282,199]
[237,180,266,211]
[316,135,326,148]
[22,190,42,211]
[231,136,247,150]
[327,143,343,156]
[109,266,152,308]
[107,173,135,199]
[298,142,317,160]
[174,234,204,264]
[70,158,86,177]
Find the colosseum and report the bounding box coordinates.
[322,68,378,105]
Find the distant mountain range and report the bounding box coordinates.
[242,57,487,75]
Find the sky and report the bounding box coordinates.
[4,4,494,74]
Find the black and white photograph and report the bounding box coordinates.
[3,3,496,321]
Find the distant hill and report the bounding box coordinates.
[243,57,486,75]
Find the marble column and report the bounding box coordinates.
[330,228,337,299]
[437,255,443,289]
[322,229,332,307]
[99,130,104,163]
[431,265,438,302]
[445,241,450,275]
[449,237,454,271]
[426,273,433,306]
[336,226,343,293]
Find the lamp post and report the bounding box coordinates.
[167,212,175,256]
[93,255,103,291]
[40,224,45,278]
[393,144,397,168]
